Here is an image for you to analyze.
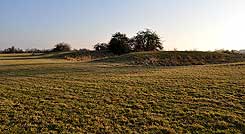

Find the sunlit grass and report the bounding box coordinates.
[0,54,244,133]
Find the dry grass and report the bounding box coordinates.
[0,54,244,133]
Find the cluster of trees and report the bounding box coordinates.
[94,29,163,55]
[0,42,71,54]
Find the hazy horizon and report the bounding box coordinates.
[0,0,245,51]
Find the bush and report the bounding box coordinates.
[215,49,239,54]
[94,43,108,51]
[25,48,44,53]
[52,42,71,52]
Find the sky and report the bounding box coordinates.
[0,0,244,51]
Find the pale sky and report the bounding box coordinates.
[0,0,244,50]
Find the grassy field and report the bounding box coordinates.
[0,54,244,133]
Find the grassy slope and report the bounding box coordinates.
[0,54,244,133]
[97,51,245,66]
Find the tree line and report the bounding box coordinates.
[0,29,163,55]
[0,42,72,54]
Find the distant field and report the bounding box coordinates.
[0,54,244,133]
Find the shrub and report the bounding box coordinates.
[52,42,71,52]
[94,43,108,51]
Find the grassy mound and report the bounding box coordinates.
[9,51,243,66]
[58,50,114,61]
[96,51,245,66]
